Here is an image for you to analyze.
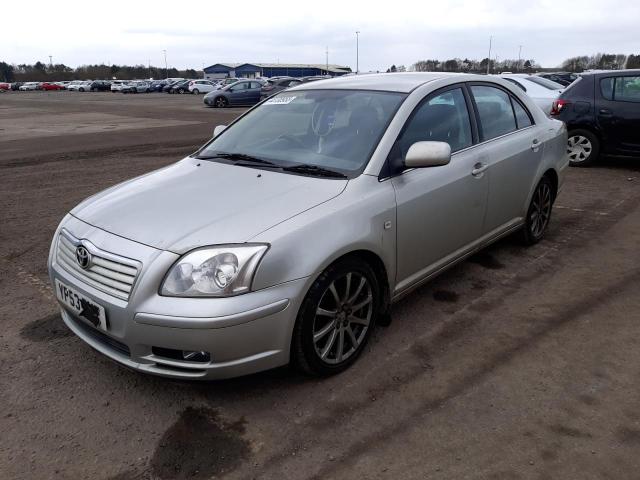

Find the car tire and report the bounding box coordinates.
[214,96,228,108]
[567,129,600,167]
[79,88,85,92]
[291,257,380,376]
[192,89,199,95]
[520,175,554,245]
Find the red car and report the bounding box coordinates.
[0,82,10,91]
[41,82,64,91]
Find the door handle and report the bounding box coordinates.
[599,108,613,116]
[531,138,541,151]
[471,162,488,177]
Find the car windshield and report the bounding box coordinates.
[196,89,406,176]
[526,76,564,90]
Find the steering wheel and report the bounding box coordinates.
[277,134,307,148]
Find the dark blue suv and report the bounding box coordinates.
[551,70,640,166]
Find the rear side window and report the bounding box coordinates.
[614,76,640,102]
[600,77,614,100]
[526,76,564,90]
[471,86,517,140]
[512,99,533,129]
[398,87,473,154]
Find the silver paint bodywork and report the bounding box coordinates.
[48,73,569,379]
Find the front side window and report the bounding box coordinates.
[196,89,406,176]
[396,88,473,158]
[471,85,517,140]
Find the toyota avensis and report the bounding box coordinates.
[48,73,569,379]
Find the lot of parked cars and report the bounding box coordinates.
[5,70,638,168]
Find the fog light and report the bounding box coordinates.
[152,346,211,363]
[182,351,210,362]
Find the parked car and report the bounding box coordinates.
[11,82,24,91]
[67,81,93,92]
[167,79,191,94]
[204,80,263,107]
[55,81,71,89]
[19,82,40,91]
[209,77,239,89]
[48,73,567,380]
[550,69,640,166]
[89,80,111,92]
[189,79,218,95]
[39,82,64,91]
[122,81,152,94]
[0,82,10,91]
[260,77,302,100]
[537,72,578,87]
[110,80,129,92]
[496,74,564,114]
[149,80,168,92]
[301,76,331,83]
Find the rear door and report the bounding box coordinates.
[597,74,640,155]
[468,83,544,233]
[248,82,262,103]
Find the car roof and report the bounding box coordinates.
[290,72,472,93]
[581,69,640,78]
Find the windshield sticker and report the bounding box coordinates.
[264,96,297,105]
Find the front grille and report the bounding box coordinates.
[56,229,140,301]
[67,312,131,357]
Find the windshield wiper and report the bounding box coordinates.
[195,152,279,167]
[282,164,347,178]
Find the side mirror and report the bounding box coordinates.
[213,125,227,137]
[404,141,451,168]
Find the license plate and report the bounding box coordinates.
[55,279,108,331]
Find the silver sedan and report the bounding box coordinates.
[48,73,569,380]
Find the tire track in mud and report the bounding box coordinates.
[230,190,640,479]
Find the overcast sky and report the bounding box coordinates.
[2,0,639,71]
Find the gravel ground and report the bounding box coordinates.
[1,91,639,480]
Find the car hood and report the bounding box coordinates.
[71,158,348,253]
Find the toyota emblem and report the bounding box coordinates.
[75,246,92,269]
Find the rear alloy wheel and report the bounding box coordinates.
[292,258,380,376]
[520,176,554,245]
[567,129,599,167]
[79,88,85,92]
[192,89,199,95]
[214,96,228,108]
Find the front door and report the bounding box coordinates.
[390,86,488,293]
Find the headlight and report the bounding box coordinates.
[160,244,268,297]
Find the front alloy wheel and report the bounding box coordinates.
[214,96,228,108]
[292,258,379,376]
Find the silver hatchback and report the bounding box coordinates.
[48,73,569,379]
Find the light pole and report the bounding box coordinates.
[163,50,168,79]
[518,45,523,72]
[326,46,329,75]
[355,31,360,74]
[487,36,492,74]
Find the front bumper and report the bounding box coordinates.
[49,216,309,380]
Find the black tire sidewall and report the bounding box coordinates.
[292,258,380,376]
[568,129,600,167]
[522,176,554,245]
